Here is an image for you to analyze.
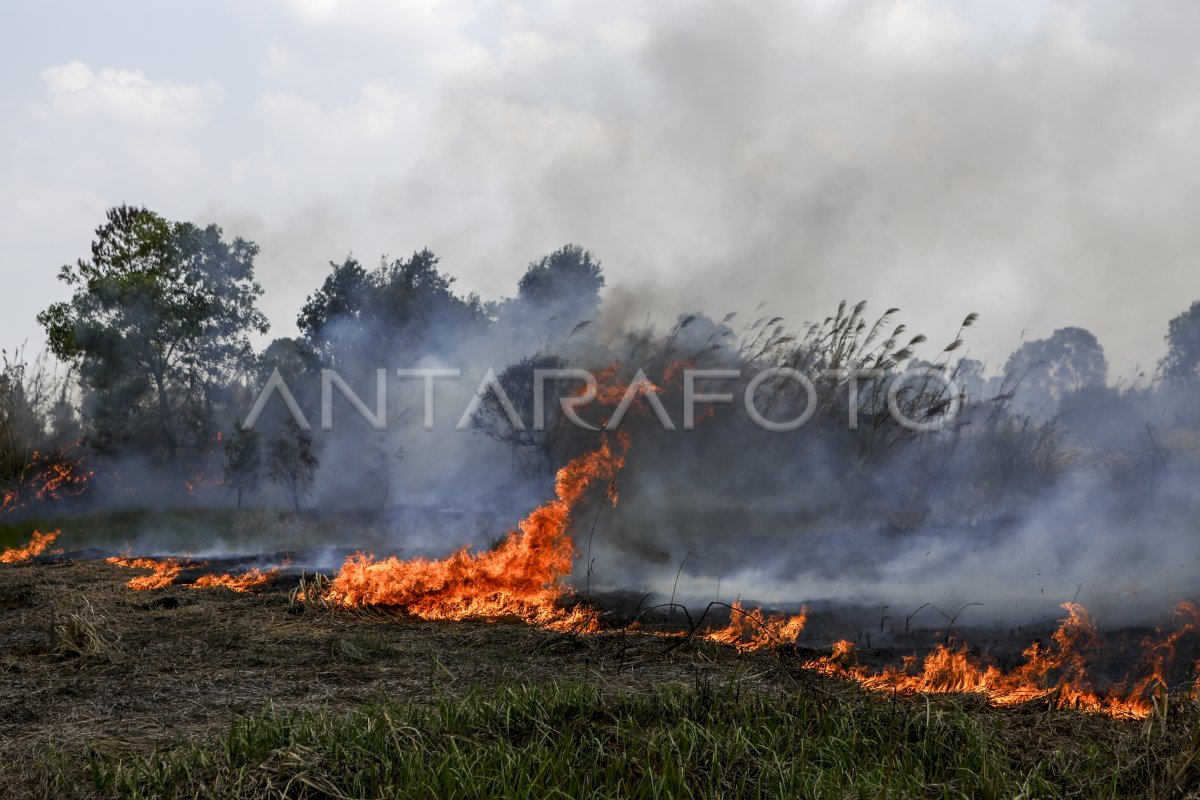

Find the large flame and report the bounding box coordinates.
[0,529,62,563]
[325,433,629,630]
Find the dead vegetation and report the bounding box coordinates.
[0,560,1196,798]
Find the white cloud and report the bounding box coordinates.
[40,60,221,128]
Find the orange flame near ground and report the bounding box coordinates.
[105,556,185,590]
[326,433,630,630]
[703,601,810,653]
[191,567,280,592]
[0,529,62,563]
[802,602,1200,719]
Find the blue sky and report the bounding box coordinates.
[2,1,1198,376]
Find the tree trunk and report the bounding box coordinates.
[152,368,179,473]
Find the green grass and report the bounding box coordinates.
[0,508,387,553]
[50,681,1191,799]
[0,509,246,551]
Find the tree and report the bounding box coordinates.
[365,435,404,510]
[472,353,571,475]
[222,427,261,510]
[1003,327,1107,415]
[267,420,318,512]
[1160,300,1200,383]
[298,250,486,366]
[38,206,268,473]
[515,245,605,338]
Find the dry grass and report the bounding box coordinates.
[0,560,1196,798]
[49,596,120,659]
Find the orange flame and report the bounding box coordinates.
[704,600,809,652]
[800,602,1200,719]
[105,556,185,590]
[1,446,92,515]
[191,566,280,592]
[326,433,629,630]
[0,529,62,563]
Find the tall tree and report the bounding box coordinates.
[1160,300,1200,383]
[515,244,605,338]
[1003,327,1107,415]
[298,250,486,367]
[222,426,262,510]
[38,206,268,472]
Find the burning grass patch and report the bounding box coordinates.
[67,681,1200,799]
[3,561,1198,799]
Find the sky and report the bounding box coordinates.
[2,0,1198,377]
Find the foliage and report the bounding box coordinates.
[266,421,318,512]
[1160,300,1200,383]
[298,250,485,365]
[1003,327,1108,416]
[37,206,268,472]
[222,427,262,510]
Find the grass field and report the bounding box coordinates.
[1,558,1197,798]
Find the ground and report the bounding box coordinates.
[0,559,1197,798]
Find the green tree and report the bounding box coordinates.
[222,426,261,510]
[298,250,485,366]
[515,244,605,338]
[38,206,269,473]
[267,420,318,512]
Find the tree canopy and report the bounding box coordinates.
[38,205,268,468]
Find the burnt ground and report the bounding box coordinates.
[1,558,1198,797]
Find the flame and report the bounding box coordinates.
[105,556,185,590]
[703,601,809,652]
[191,566,280,592]
[0,529,62,563]
[1,445,92,515]
[800,602,1200,719]
[1126,600,1200,703]
[326,433,629,630]
[184,473,225,496]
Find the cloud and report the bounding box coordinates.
[40,61,221,128]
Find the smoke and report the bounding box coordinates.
[187,0,1200,379]
[9,2,1200,629]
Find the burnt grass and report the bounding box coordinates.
[0,560,1197,799]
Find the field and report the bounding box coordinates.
[1,557,1198,799]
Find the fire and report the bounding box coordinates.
[0,529,62,563]
[1,446,92,515]
[703,601,809,652]
[105,556,185,590]
[1126,600,1200,703]
[325,433,629,630]
[801,602,1200,719]
[191,566,280,592]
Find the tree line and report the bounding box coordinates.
[2,204,1199,521]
